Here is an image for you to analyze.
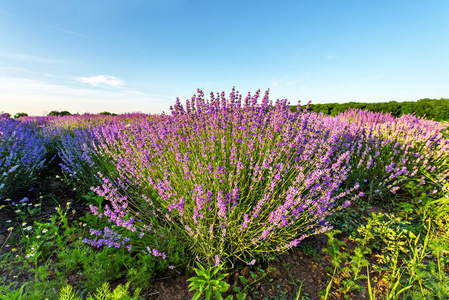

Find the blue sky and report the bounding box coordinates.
[1,0,448,115]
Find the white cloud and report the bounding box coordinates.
[78,75,124,87]
[0,77,175,115]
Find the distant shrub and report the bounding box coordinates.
[99,111,117,116]
[48,110,72,116]
[13,112,28,119]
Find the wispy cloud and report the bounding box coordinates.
[271,73,311,87]
[326,55,337,59]
[270,76,288,87]
[78,75,124,87]
[50,27,93,40]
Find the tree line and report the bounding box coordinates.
[291,98,449,121]
[8,111,117,119]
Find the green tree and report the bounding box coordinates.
[14,112,28,119]
[99,111,117,116]
[48,110,72,116]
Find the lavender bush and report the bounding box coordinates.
[0,114,47,198]
[81,89,358,267]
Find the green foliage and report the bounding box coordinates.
[321,230,368,299]
[292,98,449,121]
[0,200,179,297]
[59,282,142,300]
[48,111,72,116]
[187,261,231,300]
[398,193,449,236]
[13,113,28,119]
[230,266,276,300]
[0,284,26,300]
[326,208,361,235]
[420,237,449,298]
[62,242,131,292]
[350,213,416,262]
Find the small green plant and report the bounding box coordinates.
[0,284,26,300]
[233,266,274,299]
[59,282,142,300]
[321,230,368,299]
[400,194,449,236]
[296,243,321,262]
[327,208,362,235]
[350,212,416,263]
[187,261,231,300]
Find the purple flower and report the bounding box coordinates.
[214,255,220,267]
[246,259,256,266]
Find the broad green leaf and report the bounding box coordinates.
[237,293,247,300]
[239,276,248,285]
[211,266,222,277]
[187,276,201,282]
[213,289,223,300]
[196,261,206,272]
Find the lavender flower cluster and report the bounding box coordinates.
[83,226,132,251]
[0,114,47,198]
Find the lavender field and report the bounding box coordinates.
[1,89,448,299]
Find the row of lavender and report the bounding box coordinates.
[0,114,47,196]
[0,112,148,197]
[1,89,448,269]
